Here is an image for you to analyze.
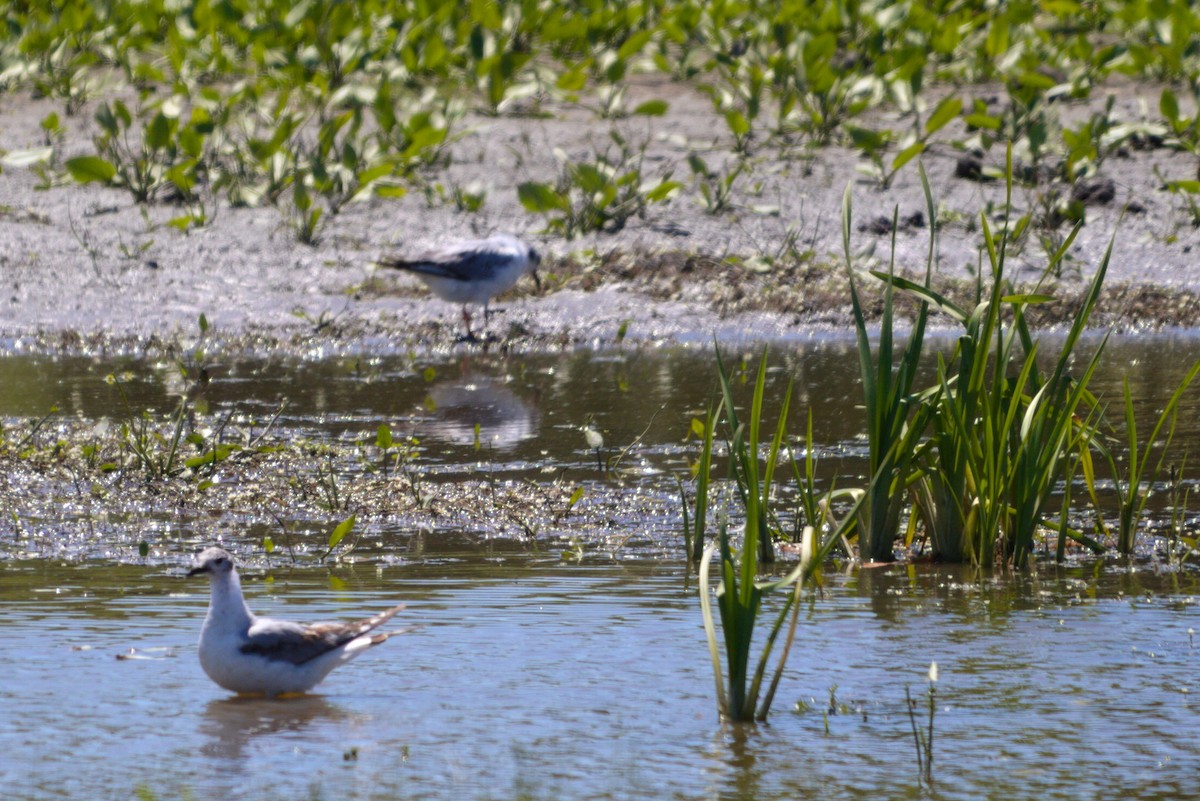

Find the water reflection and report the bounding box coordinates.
[199,695,346,761]
[4,336,1200,483]
[0,557,1197,800]
[425,370,538,449]
[701,725,767,801]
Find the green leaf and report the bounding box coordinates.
[328,514,356,549]
[632,99,669,117]
[924,95,963,135]
[556,67,588,92]
[724,110,750,137]
[963,113,1002,130]
[374,184,408,199]
[1160,88,1180,125]
[644,179,682,203]
[517,181,569,212]
[177,125,205,158]
[145,112,172,150]
[567,485,585,509]
[376,423,393,449]
[573,163,609,194]
[891,142,925,171]
[1167,180,1200,194]
[616,29,653,61]
[66,156,117,184]
[999,293,1055,305]
[184,444,234,468]
[357,161,396,188]
[846,124,889,152]
[95,103,119,136]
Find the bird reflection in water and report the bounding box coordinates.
[199,694,346,761]
[424,371,538,451]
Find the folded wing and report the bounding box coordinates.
[381,241,520,282]
[240,604,406,665]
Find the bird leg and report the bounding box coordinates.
[460,304,477,341]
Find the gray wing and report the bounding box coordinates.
[240,604,405,665]
[380,240,521,283]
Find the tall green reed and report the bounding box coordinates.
[842,165,935,563]
[681,399,719,565]
[696,349,859,722]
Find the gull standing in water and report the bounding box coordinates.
[188,547,406,697]
[378,232,541,339]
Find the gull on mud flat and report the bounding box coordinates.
[377,232,541,340]
[188,547,406,697]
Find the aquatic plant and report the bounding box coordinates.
[517,128,681,238]
[851,151,1119,566]
[954,173,1105,564]
[1092,361,1200,555]
[695,349,859,722]
[320,514,357,562]
[14,0,1200,234]
[1165,465,1198,569]
[842,167,934,563]
[682,400,718,564]
[66,98,208,205]
[905,661,938,785]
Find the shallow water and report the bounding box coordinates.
[1,550,1197,801]
[3,335,1200,799]
[3,332,1200,484]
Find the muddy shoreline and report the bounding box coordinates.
[3,80,1200,358]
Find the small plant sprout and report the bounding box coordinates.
[376,423,394,475]
[320,514,357,563]
[906,661,938,785]
[560,486,585,522]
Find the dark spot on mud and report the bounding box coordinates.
[857,211,925,236]
[955,150,987,182]
[1071,178,1116,206]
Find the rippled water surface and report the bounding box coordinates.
[2,553,1197,801]
[2,335,1200,799]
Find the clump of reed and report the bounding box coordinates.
[844,151,1200,566]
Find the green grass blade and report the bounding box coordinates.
[698,542,728,717]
